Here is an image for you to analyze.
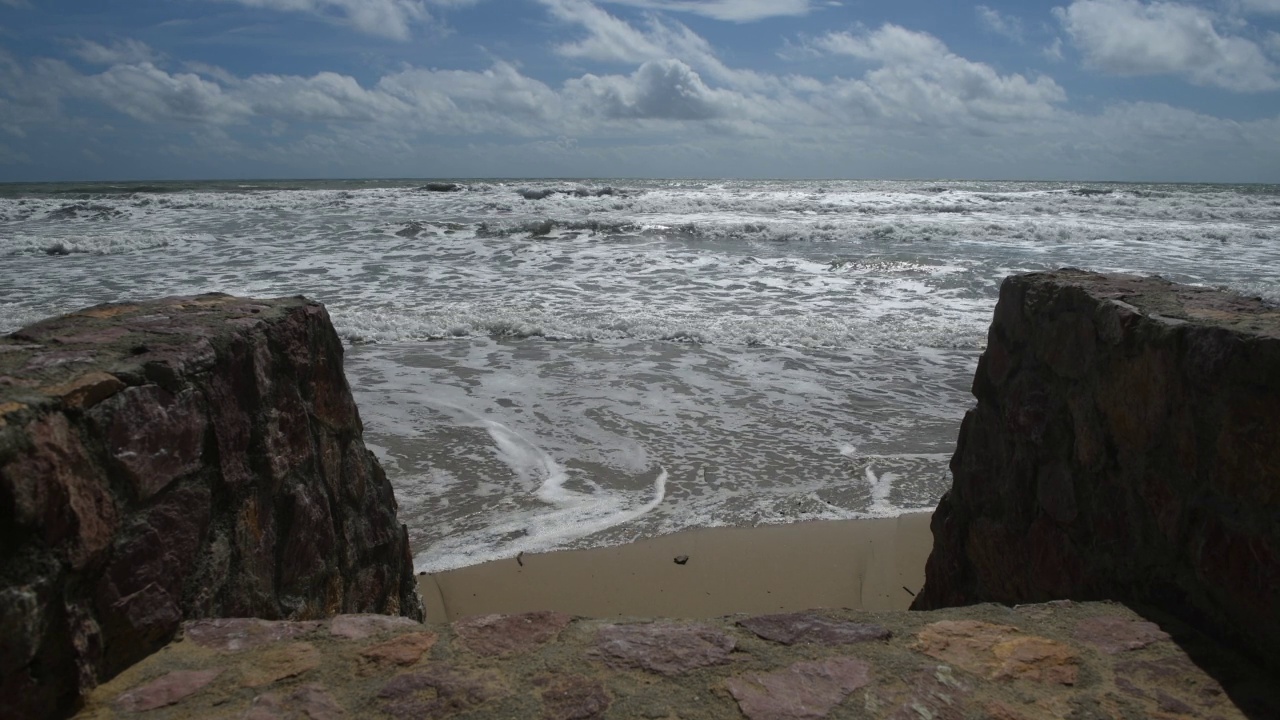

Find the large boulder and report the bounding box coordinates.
[0,295,423,719]
[913,269,1280,673]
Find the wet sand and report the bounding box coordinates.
[417,512,934,622]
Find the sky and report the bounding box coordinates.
[1,0,1279,181]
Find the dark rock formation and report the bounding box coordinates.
[913,269,1280,673]
[0,295,423,719]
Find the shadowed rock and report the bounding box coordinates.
[913,269,1280,675]
[1072,616,1170,654]
[0,295,423,719]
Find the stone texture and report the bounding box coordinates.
[74,603,1276,720]
[1073,616,1170,654]
[737,613,891,646]
[593,622,735,676]
[244,684,345,720]
[329,614,422,640]
[913,269,1280,674]
[540,675,611,720]
[112,669,221,713]
[0,295,422,719]
[725,656,871,720]
[377,665,506,719]
[238,642,321,688]
[1113,656,1241,718]
[880,666,971,720]
[912,620,1079,685]
[185,618,324,652]
[358,632,437,666]
[453,611,573,657]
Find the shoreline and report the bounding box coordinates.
[417,512,934,622]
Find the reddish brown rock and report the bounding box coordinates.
[1073,616,1170,654]
[184,618,324,652]
[913,270,1280,674]
[359,632,438,667]
[94,384,206,501]
[453,611,573,657]
[737,612,890,646]
[1113,656,1240,718]
[873,666,971,720]
[540,675,610,720]
[0,295,423,720]
[112,669,221,713]
[329,614,422,640]
[912,620,1079,685]
[377,666,506,719]
[39,371,124,410]
[3,413,117,571]
[725,656,871,720]
[593,622,735,676]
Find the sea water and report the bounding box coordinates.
[2,179,1276,571]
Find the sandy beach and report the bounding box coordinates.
[417,512,934,622]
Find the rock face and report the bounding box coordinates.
[77,603,1276,719]
[0,295,423,719]
[912,269,1280,673]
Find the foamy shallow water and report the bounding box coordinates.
[2,179,1276,571]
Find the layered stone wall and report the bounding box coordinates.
[0,295,423,719]
[912,269,1280,671]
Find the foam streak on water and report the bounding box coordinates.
[2,179,1276,571]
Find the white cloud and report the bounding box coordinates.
[376,62,564,133]
[1054,0,1279,91]
[1045,37,1065,60]
[597,0,814,22]
[240,71,410,122]
[977,5,1024,42]
[813,25,1067,124]
[4,12,1280,182]
[541,0,810,94]
[83,63,251,124]
[70,39,160,66]
[565,58,739,119]
[543,0,708,64]
[217,0,430,40]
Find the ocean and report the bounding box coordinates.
[2,179,1276,572]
